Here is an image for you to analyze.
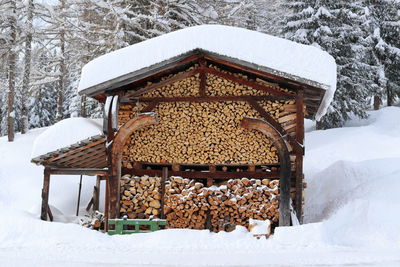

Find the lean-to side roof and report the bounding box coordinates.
[31,134,106,169]
[31,118,106,169]
[78,25,337,120]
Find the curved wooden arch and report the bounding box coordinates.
[241,117,291,226]
[108,112,159,219]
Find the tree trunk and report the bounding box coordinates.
[316,120,323,130]
[56,0,66,122]
[21,0,34,134]
[387,86,392,106]
[56,34,65,121]
[7,0,17,142]
[80,95,87,117]
[373,95,381,110]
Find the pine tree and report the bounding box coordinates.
[368,0,400,106]
[29,51,58,128]
[284,0,379,128]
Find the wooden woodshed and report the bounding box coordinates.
[32,25,336,232]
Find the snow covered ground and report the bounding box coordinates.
[1,107,400,266]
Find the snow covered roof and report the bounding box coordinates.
[31,118,103,160]
[78,25,337,120]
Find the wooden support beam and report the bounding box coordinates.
[105,176,110,232]
[76,175,83,216]
[47,206,53,222]
[40,168,51,221]
[122,168,287,180]
[208,164,216,187]
[141,101,159,113]
[295,89,305,223]
[48,168,108,176]
[94,175,101,211]
[160,167,168,219]
[199,59,207,96]
[241,117,291,226]
[247,99,303,155]
[121,95,294,104]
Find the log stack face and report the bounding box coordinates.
[120,174,279,232]
[119,65,299,165]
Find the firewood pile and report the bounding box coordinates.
[119,64,300,166]
[119,174,279,232]
[122,100,285,165]
[79,211,105,230]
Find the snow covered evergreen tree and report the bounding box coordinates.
[284,0,379,128]
[367,0,400,106]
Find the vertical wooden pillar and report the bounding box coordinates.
[295,89,304,223]
[104,176,110,232]
[160,167,168,219]
[199,59,207,96]
[93,175,101,211]
[40,168,51,221]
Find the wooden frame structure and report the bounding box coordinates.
[100,54,310,226]
[33,51,328,229]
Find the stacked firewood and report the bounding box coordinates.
[119,174,162,218]
[117,63,300,165]
[122,101,284,165]
[141,66,200,97]
[206,65,290,96]
[119,175,280,232]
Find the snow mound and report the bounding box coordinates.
[78,25,336,120]
[310,158,400,247]
[31,117,103,159]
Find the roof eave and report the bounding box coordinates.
[79,49,330,98]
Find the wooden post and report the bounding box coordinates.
[199,59,206,96]
[241,117,291,226]
[108,113,159,219]
[104,176,110,232]
[208,165,216,187]
[160,167,168,219]
[40,168,51,221]
[94,175,101,211]
[295,89,304,223]
[76,175,83,216]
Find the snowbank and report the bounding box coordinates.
[31,117,102,159]
[78,25,337,120]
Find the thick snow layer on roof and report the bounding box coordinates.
[31,117,102,159]
[78,25,337,120]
